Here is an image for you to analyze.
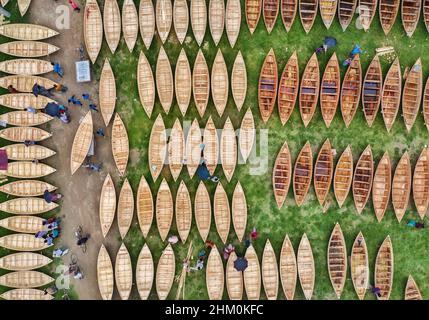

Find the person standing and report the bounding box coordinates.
[68,0,81,12]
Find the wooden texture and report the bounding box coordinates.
[358,0,377,30]
[273,141,292,209]
[401,0,421,37]
[258,48,278,123]
[3,162,56,179]
[297,233,314,300]
[0,58,53,75]
[148,114,167,181]
[327,223,347,299]
[372,151,391,222]
[0,197,58,215]
[175,49,192,116]
[319,0,337,28]
[0,127,51,143]
[314,139,333,206]
[381,58,402,132]
[379,0,400,35]
[111,113,129,176]
[97,245,114,300]
[375,236,394,300]
[226,251,243,300]
[232,182,247,242]
[175,181,192,243]
[278,51,299,125]
[193,50,210,117]
[0,271,53,288]
[425,0,429,32]
[115,243,132,300]
[103,0,121,54]
[156,0,173,43]
[122,0,139,52]
[353,145,374,214]
[280,235,297,300]
[243,245,261,300]
[320,52,340,127]
[299,53,320,127]
[0,41,59,58]
[214,183,230,244]
[173,0,189,44]
[156,179,173,242]
[350,232,369,300]
[341,54,362,128]
[70,111,93,175]
[402,58,422,132]
[0,23,58,41]
[186,119,202,178]
[245,0,263,34]
[413,147,429,219]
[156,46,174,113]
[136,244,154,300]
[293,141,313,206]
[0,252,51,271]
[0,216,45,233]
[0,234,51,251]
[0,180,56,197]
[99,174,116,238]
[405,275,422,300]
[262,239,279,300]
[191,0,207,46]
[211,49,229,116]
[0,111,52,126]
[84,0,103,64]
[204,116,219,175]
[231,51,247,111]
[392,151,411,222]
[0,75,57,92]
[156,244,175,300]
[139,0,155,49]
[263,0,280,33]
[195,181,211,241]
[239,108,255,162]
[206,245,224,300]
[118,179,134,239]
[137,176,153,238]
[17,0,31,16]
[99,59,116,126]
[137,51,155,118]
[299,0,318,33]
[424,77,429,130]
[221,117,237,182]
[226,0,242,47]
[1,288,53,300]
[281,0,298,31]
[168,119,184,181]
[0,93,56,110]
[209,0,225,45]
[3,144,55,161]
[362,55,382,127]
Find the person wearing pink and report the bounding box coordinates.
[68,0,80,12]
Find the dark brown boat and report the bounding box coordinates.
[293,141,313,206]
[281,0,298,31]
[338,0,358,31]
[334,145,353,208]
[341,54,362,128]
[379,0,400,35]
[264,0,280,33]
[353,145,373,214]
[246,0,263,34]
[258,48,278,123]
[299,0,318,33]
[299,53,319,127]
[320,52,340,128]
[273,141,292,209]
[278,51,299,125]
[314,139,333,206]
[381,58,402,132]
[402,58,422,132]
[327,223,347,299]
[362,55,382,127]
[402,0,421,37]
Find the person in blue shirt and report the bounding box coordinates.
[51,62,64,77]
[196,144,219,182]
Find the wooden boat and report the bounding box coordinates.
[375,236,394,300]
[186,119,202,178]
[278,51,299,125]
[156,179,173,242]
[117,179,134,239]
[379,0,400,35]
[156,244,175,300]
[425,0,429,32]
[139,0,155,49]
[231,51,247,111]
[0,75,57,93]
[280,235,297,300]
[0,111,52,126]
[122,0,138,52]
[3,144,55,161]
[1,288,53,300]
[372,152,391,222]
[70,111,93,175]
[191,0,207,46]
[0,24,58,41]
[209,0,225,46]
[0,216,44,233]
[0,0,8,5]
[84,0,103,64]
[175,181,192,243]
[239,108,255,162]
[137,51,155,118]
[156,0,173,43]
[206,245,224,300]
[264,0,280,33]
[258,48,278,123]
[320,52,340,127]
[0,234,51,251]
[221,117,237,182]
[0,58,53,75]
[413,147,429,219]
[0,93,56,110]
[18,0,31,16]
[299,0,318,33]
[341,54,362,128]
[293,141,313,206]
[0,271,53,288]
[350,232,369,300]
[319,0,337,28]
[97,245,114,300]
[358,0,377,31]
[99,59,116,126]
[195,181,211,241]
[214,183,231,244]
[402,58,422,132]
[149,115,167,181]
[281,0,298,31]
[0,41,59,58]
[245,0,263,34]
[353,145,373,214]
[211,49,229,116]
[392,151,411,222]
[168,119,184,181]
[232,182,247,242]
[115,244,132,300]
[111,113,129,176]
[299,53,320,127]
[327,223,347,299]
[204,116,219,175]
[226,251,243,300]
[381,58,402,132]
[0,253,51,271]
[424,78,429,130]
[137,176,153,238]
[297,233,314,300]
[156,46,174,114]
[175,49,192,116]
[362,55,382,127]
[0,180,56,197]
[99,174,116,238]
[262,239,279,300]
[136,244,154,300]
[0,127,51,143]
[193,50,210,117]
[405,275,422,300]
[173,0,189,44]
[103,0,121,54]
[3,162,56,179]
[273,141,292,209]
[0,198,58,215]
[314,139,333,206]
[244,245,261,300]
[402,0,421,36]
[226,0,241,47]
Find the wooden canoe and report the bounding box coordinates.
[258,48,278,123]
[226,251,243,300]
[193,50,210,117]
[424,77,429,130]
[232,181,247,242]
[137,176,154,238]
[245,0,263,34]
[239,108,255,162]
[262,239,279,300]
[156,244,175,300]
[278,52,299,126]
[173,0,189,44]
[204,116,218,175]
[118,179,134,239]
[103,0,121,54]
[0,271,53,288]
[425,0,429,32]
[221,117,237,182]
[3,144,55,161]
[97,245,114,300]
[186,118,202,178]
[353,145,373,214]
[320,52,340,128]
[175,49,192,116]
[137,51,155,118]
[297,233,314,300]
[115,243,132,300]
[156,46,174,114]
[136,244,154,300]
[122,0,138,52]
[0,127,51,143]
[111,113,129,176]
[149,115,167,181]
[0,93,56,110]
[293,141,313,206]
[0,111,52,126]
[319,0,337,28]
[139,0,155,49]
[299,0,318,33]
[413,147,429,219]
[212,49,229,117]
[358,0,377,30]
[168,119,184,181]
[281,0,298,31]
[244,245,261,300]
[0,58,53,75]
[99,174,116,238]
[0,24,58,41]
[402,58,422,132]
[226,0,241,47]
[402,0,421,37]
[381,58,402,132]
[156,179,173,242]
[191,0,207,46]
[3,162,56,179]
[1,288,53,300]
[273,141,292,209]
[327,223,347,299]
[405,275,422,300]
[214,183,231,244]
[0,234,51,251]
[392,151,411,222]
[372,151,391,222]
[0,252,52,271]
[375,236,394,300]
[18,0,31,16]
[341,54,362,128]
[99,59,116,126]
[0,180,56,197]
[350,231,369,300]
[70,111,93,175]
[280,235,297,300]
[209,0,225,46]
[0,0,8,5]
[156,0,173,43]
[195,181,212,241]
[231,51,247,111]
[264,0,280,33]
[84,0,103,64]
[314,139,333,206]
[379,0,400,35]
[206,245,224,300]
[0,216,44,233]
[299,53,320,127]
[0,41,59,58]
[0,75,57,93]
[175,181,192,243]
[0,198,58,215]
[363,55,383,127]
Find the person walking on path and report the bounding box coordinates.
[89,103,98,112]
[51,62,64,77]
[68,95,83,107]
[96,128,105,137]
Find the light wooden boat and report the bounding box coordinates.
[137,176,153,238]
[0,180,56,197]
[0,111,52,126]
[0,58,53,75]
[115,243,132,300]
[281,0,298,31]
[0,24,58,41]
[1,288,53,300]
[168,119,184,181]
[314,139,333,206]
[0,41,59,58]
[259,48,278,123]
[341,54,362,128]
[111,113,129,176]
[139,0,155,49]
[402,58,422,132]
[0,198,58,215]
[99,59,116,126]
[392,151,411,222]
[136,244,154,300]
[226,0,241,47]
[0,252,51,271]
[193,50,210,117]
[99,174,116,238]
[232,182,247,242]
[381,58,402,132]
[244,245,261,300]
[320,52,340,128]
[239,108,255,162]
[405,275,422,300]
[0,271,53,288]
[262,239,279,300]
[70,111,93,175]
[84,0,103,64]
[195,181,211,241]
[379,0,400,35]
[299,0,318,33]
[137,51,155,118]
[204,116,219,175]
[156,0,173,43]
[358,0,377,30]
[231,51,247,111]
[299,53,320,127]
[278,51,299,125]
[173,0,189,44]
[0,234,51,251]
[156,179,173,242]
[246,0,263,34]
[293,141,313,206]
[413,147,429,219]
[156,244,175,300]
[0,127,51,143]
[297,233,314,300]
[425,0,429,31]
[0,0,8,6]
[221,117,237,182]
[0,216,44,234]
[226,251,243,300]
[375,236,394,300]
[175,49,192,116]
[402,0,421,37]
[424,78,429,130]
[280,235,297,300]
[103,0,121,54]
[353,145,373,214]
[17,0,32,16]
[327,223,347,299]
[0,75,57,93]
[264,0,280,33]
[350,232,368,300]
[3,162,56,179]
[191,0,207,46]
[186,118,202,178]
[319,0,337,28]
[97,244,114,300]
[117,179,134,239]
[156,46,174,113]
[0,93,56,110]
[362,55,382,127]
[149,114,167,181]
[175,181,192,243]
[211,49,229,117]
[206,245,224,300]
[214,183,230,244]
[122,0,138,52]
[372,151,391,222]
[273,141,292,209]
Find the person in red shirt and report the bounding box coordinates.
[68,0,80,12]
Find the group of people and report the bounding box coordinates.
[35,217,61,246]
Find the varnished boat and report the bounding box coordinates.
[293,141,313,206]
[173,0,189,44]
[402,0,421,37]
[175,49,192,116]
[99,59,116,126]
[137,176,154,238]
[1,288,53,300]
[0,234,51,251]
[0,127,51,143]
[232,182,247,242]
[122,0,138,52]
[211,49,229,117]
[221,117,237,182]
[425,0,429,32]
[299,0,318,33]
[273,141,292,209]
[136,244,154,300]
[186,119,202,178]
[209,0,225,46]
[195,181,211,241]
[0,58,53,75]
[206,245,224,300]
[139,0,155,49]
[239,108,255,162]
[320,52,340,128]
[156,46,174,114]
[111,113,129,176]
[372,152,391,222]
[358,0,377,31]
[193,50,210,117]
[278,51,299,125]
[405,275,422,300]
[280,235,297,300]
[402,58,422,132]
[0,180,56,197]
[350,232,369,300]
[0,41,59,58]
[0,93,55,110]
[137,51,155,118]
[115,244,132,300]
[175,181,192,243]
[214,183,231,244]
[375,236,394,300]
[258,48,278,123]
[338,0,357,30]
[99,174,116,238]
[156,244,175,300]
[379,0,400,35]
[299,53,320,127]
[341,54,362,128]
[70,111,93,175]
[0,75,57,93]
[117,179,134,239]
[148,114,167,181]
[353,145,373,214]
[0,216,44,233]
[226,251,243,300]
[0,198,58,215]
[18,0,31,16]
[0,271,53,288]
[156,0,173,43]
[314,139,333,206]
[3,144,55,161]
[204,116,219,175]
[297,234,314,300]
[264,0,280,33]
[97,245,114,300]
[243,245,261,300]
[392,151,411,222]
[0,111,52,126]
[168,119,184,181]
[156,179,173,242]
[0,252,52,271]
[381,58,402,132]
[0,24,58,41]
[3,162,56,179]
[84,0,103,64]
[424,78,429,130]
[231,51,247,111]
[327,223,347,299]
[226,0,242,47]
[363,55,382,127]
[319,0,337,28]
[262,239,279,300]
[191,0,207,46]
[103,0,121,54]
[281,0,298,31]
[413,147,429,219]
[246,0,263,34]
